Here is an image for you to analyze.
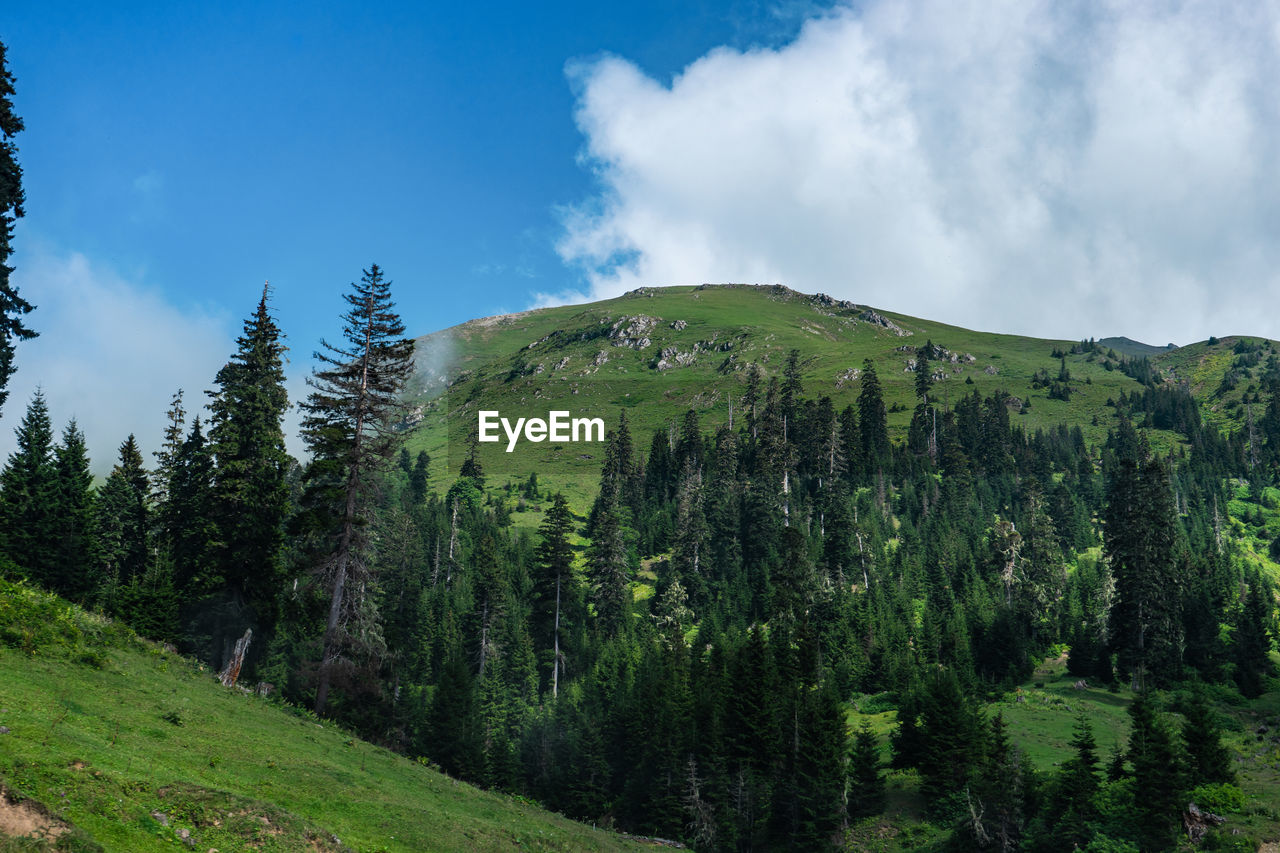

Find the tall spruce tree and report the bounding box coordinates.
[848,721,886,818]
[858,359,889,476]
[0,390,57,583]
[96,435,150,603]
[587,492,631,635]
[532,493,575,697]
[300,264,414,714]
[1232,570,1275,699]
[789,680,848,850]
[1126,692,1184,851]
[671,456,709,608]
[163,417,219,599]
[50,419,98,600]
[1105,422,1183,685]
[208,285,291,649]
[0,40,34,417]
[408,449,429,504]
[152,389,185,506]
[587,427,635,635]
[1181,692,1234,786]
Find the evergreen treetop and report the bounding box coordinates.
[0,39,35,417]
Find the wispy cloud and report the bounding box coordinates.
[527,287,592,310]
[0,248,234,474]
[559,0,1280,344]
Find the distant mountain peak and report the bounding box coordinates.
[1098,336,1178,357]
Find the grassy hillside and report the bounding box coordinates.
[0,580,646,853]
[402,284,1274,511]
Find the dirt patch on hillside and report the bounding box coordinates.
[0,785,68,841]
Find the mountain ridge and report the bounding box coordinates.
[402,283,1275,508]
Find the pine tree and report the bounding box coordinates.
[408,450,429,504]
[848,721,886,818]
[898,668,984,802]
[1015,483,1066,647]
[781,349,804,426]
[152,389,185,506]
[1106,423,1183,685]
[674,409,703,478]
[428,651,482,779]
[1127,692,1184,852]
[589,415,637,538]
[96,435,151,605]
[587,494,631,635]
[1232,571,1275,699]
[532,493,575,697]
[725,626,779,847]
[117,555,180,643]
[671,456,709,608]
[790,681,848,850]
[743,362,762,440]
[1181,692,1234,786]
[706,426,743,597]
[471,533,508,682]
[908,347,935,460]
[163,417,219,599]
[49,419,98,600]
[208,285,291,645]
[858,359,889,475]
[962,712,1029,852]
[0,390,58,584]
[0,40,35,417]
[300,264,415,714]
[1060,712,1099,809]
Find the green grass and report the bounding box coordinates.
[399,284,1265,518]
[0,580,644,853]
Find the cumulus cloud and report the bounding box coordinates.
[557,0,1280,344]
[0,249,236,474]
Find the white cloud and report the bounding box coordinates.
[558,0,1280,344]
[0,249,235,474]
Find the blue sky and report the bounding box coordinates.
[3,0,1280,467]
[0,0,828,463]
[3,0,824,332]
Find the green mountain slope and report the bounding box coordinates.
[404,284,1273,509]
[0,580,645,853]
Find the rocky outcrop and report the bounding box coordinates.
[653,347,698,371]
[859,310,911,336]
[836,367,862,388]
[609,316,659,349]
[811,292,860,311]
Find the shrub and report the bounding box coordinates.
[856,692,897,714]
[1190,783,1247,815]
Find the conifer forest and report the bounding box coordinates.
[2,29,1280,853]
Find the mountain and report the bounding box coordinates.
[402,283,1274,508]
[1097,335,1178,357]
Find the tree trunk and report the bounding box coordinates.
[552,573,561,699]
[314,293,377,715]
[219,628,252,688]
